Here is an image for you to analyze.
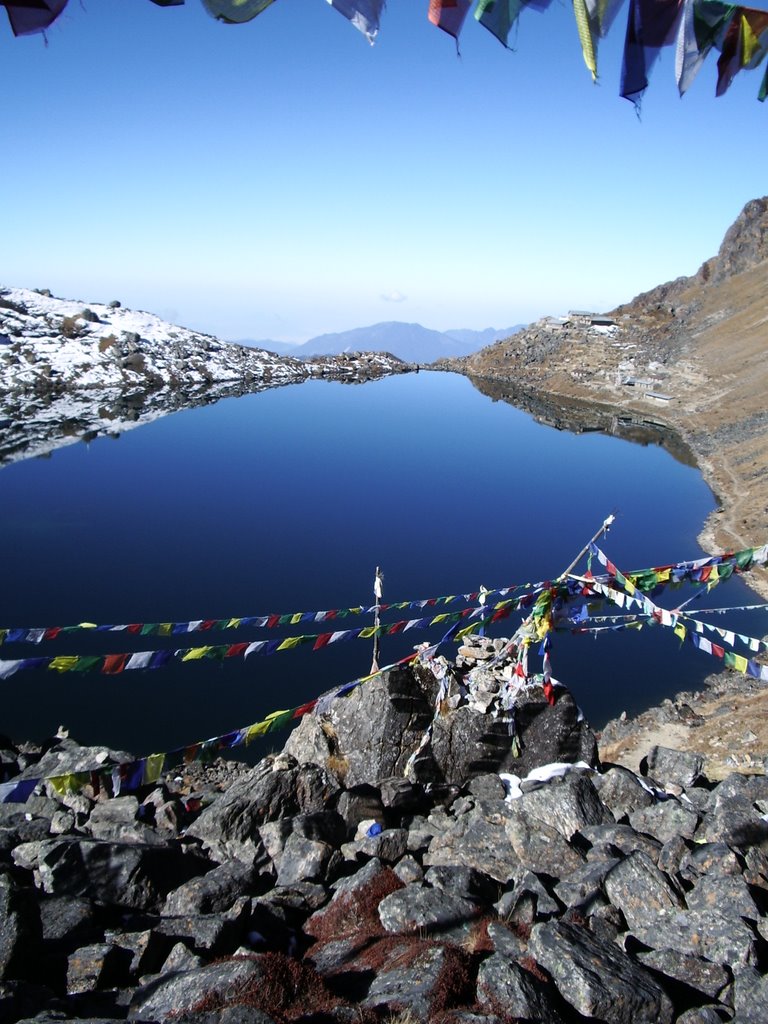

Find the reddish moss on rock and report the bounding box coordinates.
[183,952,354,1023]
[305,867,404,944]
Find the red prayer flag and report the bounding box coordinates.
[102,653,129,675]
[428,0,471,40]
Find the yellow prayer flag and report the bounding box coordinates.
[49,655,79,673]
[707,563,720,591]
[181,646,213,661]
[456,623,479,640]
[573,0,597,80]
[674,622,687,642]
[143,753,166,785]
[742,13,761,66]
[77,622,98,630]
[732,653,749,674]
[535,617,552,640]
[277,636,303,651]
[48,772,89,796]
[226,618,242,629]
[245,720,271,741]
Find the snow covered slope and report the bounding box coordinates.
[0,287,408,466]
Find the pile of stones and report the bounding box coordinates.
[1,661,767,1023]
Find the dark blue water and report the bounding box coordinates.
[1,372,764,757]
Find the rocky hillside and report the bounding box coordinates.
[0,288,410,467]
[448,197,768,587]
[1,641,767,1022]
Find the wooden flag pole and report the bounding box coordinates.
[557,513,616,582]
[477,513,618,669]
[371,566,383,673]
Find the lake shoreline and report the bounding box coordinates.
[444,367,768,603]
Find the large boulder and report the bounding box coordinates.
[0,875,41,981]
[184,756,338,864]
[529,920,674,1024]
[12,837,206,912]
[285,662,598,787]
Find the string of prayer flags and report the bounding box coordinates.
[7,0,768,103]
[0,647,423,806]
[587,541,768,595]
[0,599,531,681]
[0,581,539,649]
[569,548,768,685]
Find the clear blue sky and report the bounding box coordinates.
[3,0,767,342]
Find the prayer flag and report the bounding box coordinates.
[326,0,385,44]
[716,6,768,95]
[201,0,275,25]
[143,753,166,784]
[428,0,472,41]
[622,0,685,107]
[474,0,525,46]
[574,0,598,79]
[4,0,68,36]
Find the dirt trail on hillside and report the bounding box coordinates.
[599,673,768,781]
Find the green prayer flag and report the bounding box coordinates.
[475,0,525,46]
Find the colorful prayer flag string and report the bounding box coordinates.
[0,597,535,681]
[0,648,422,804]
[0,581,541,648]
[7,2,768,103]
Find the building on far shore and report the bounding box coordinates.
[568,310,618,328]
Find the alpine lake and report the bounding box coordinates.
[2,370,765,761]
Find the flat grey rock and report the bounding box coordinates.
[628,799,700,844]
[529,920,674,1024]
[602,850,682,930]
[636,948,730,999]
[377,883,479,943]
[628,906,757,968]
[128,956,265,1021]
[593,765,655,820]
[476,953,567,1023]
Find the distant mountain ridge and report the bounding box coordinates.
[236,322,523,362]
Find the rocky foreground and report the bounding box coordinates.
[0,288,410,467]
[1,637,767,1024]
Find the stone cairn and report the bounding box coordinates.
[0,637,767,1023]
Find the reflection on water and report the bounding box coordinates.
[0,371,763,758]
